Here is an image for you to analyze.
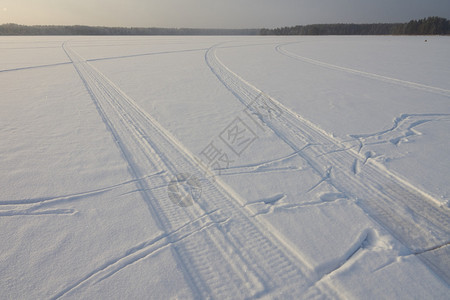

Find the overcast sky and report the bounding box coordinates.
[1,0,450,28]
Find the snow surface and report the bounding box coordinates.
[1,36,449,299]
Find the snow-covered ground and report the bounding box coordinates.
[1,36,449,299]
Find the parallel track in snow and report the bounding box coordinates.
[57,42,328,299]
[206,43,450,284]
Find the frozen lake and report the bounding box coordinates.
[1,36,449,298]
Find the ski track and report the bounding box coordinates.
[85,47,208,62]
[0,172,168,219]
[0,62,72,73]
[50,209,230,300]
[0,46,62,50]
[55,41,328,299]
[350,113,450,148]
[217,150,305,176]
[248,193,350,218]
[207,43,450,284]
[0,208,76,217]
[275,42,450,98]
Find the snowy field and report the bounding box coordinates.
[1,36,449,299]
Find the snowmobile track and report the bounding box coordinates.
[57,42,328,299]
[206,43,450,284]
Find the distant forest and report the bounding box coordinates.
[0,24,259,36]
[1,16,448,36]
[261,17,449,35]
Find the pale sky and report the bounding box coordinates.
[1,0,449,29]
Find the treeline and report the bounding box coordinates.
[261,17,450,35]
[0,23,259,36]
[1,17,448,36]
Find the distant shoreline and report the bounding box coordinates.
[1,17,448,36]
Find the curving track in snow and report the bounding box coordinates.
[206,43,450,284]
[276,42,450,98]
